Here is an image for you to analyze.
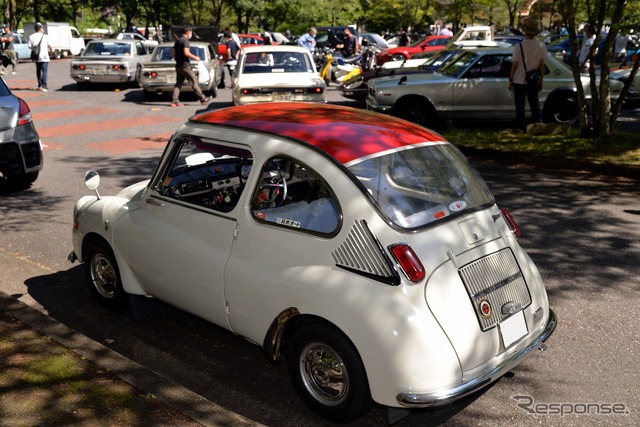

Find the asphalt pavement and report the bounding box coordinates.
[1,59,639,426]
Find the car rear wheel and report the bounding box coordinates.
[390,54,406,62]
[85,240,128,310]
[543,94,579,124]
[287,322,372,423]
[393,96,436,126]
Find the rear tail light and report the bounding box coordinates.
[17,98,32,126]
[500,208,521,238]
[388,243,425,283]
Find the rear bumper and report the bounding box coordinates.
[72,73,133,83]
[396,308,557,407]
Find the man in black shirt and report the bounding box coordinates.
[171,26,210,107]
[338,27,359,57]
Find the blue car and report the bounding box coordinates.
[11,32,32,61]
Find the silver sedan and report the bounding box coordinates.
[70,39,151,88]
[138,41,223,99]
[366,48,624,126]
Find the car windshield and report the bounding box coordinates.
[419,49,463,70]
[438,51,480,78]
[348,144,494,229]
[242,51,314,73]
[85,42,132,56]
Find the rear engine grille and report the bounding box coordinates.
[459,248,531,331]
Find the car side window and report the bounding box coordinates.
[466,55,508,78]
[251,156,340,235]
[155,136,253,213]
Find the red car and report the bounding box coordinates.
[376,35,451,65]
[217,34,264,61]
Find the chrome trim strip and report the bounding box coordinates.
[396,309,557,407]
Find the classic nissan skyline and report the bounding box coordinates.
[69,103,556,423]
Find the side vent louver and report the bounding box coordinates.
[332,220,400,285]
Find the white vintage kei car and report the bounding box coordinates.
[69,103,556,423]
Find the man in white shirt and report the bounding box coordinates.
[579,24,596,72]
[27,23,51,91]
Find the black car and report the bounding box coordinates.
[0,78,42,188]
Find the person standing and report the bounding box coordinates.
[398,29,410,47]
[1,26,17,75]
[298,27,317,52]
[171,26,210,107]
[614,31,630,64]
[27,23,51,91]
[579,24,596,72]
[338,27,359,57]
[509,17,546,133]
[440,26,453,37]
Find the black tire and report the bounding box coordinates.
[393,96,436,126]
[85,240,128,310]
[7,171,39,189]
[52,49,62,59]
[390,54,406,62]
[287,322,372,423]
[543,94,579,124]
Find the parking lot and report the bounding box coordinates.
[1,58,639,426]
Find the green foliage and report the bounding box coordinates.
[442,128,640,166]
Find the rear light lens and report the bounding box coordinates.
[500,208,521,238]
[112,64,121,71]
[241,88,260,95]
[388,243,425,283]
[17,98,32,126]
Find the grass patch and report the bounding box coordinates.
[442,128,640,166]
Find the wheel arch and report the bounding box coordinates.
[392,93,438,125]
[263,309,361,365]
[80,231,147,296]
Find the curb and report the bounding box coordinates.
[0,291,263,427]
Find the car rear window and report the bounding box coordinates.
[348,144,494,229]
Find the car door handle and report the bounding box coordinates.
[146,198,164,207]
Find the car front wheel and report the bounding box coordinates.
[393,96,436,126]
[543,94,579,124]
[85,240,128,310]
[287,322,372,423]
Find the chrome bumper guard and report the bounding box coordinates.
[396,309,557,407]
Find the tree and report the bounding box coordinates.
[558,0,638,137]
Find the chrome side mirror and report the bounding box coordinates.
[84,170,101,200]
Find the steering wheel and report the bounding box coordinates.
[256,161,288,208]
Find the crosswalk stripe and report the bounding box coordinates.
[37,115,183,138]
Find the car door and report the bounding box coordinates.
[450,53,514,120]
[113,135,253,328]
[223,151,343,344]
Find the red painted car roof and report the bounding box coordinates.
[191,103,446,165]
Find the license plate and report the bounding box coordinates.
[499,310,528,348]
[273,93,292,102]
